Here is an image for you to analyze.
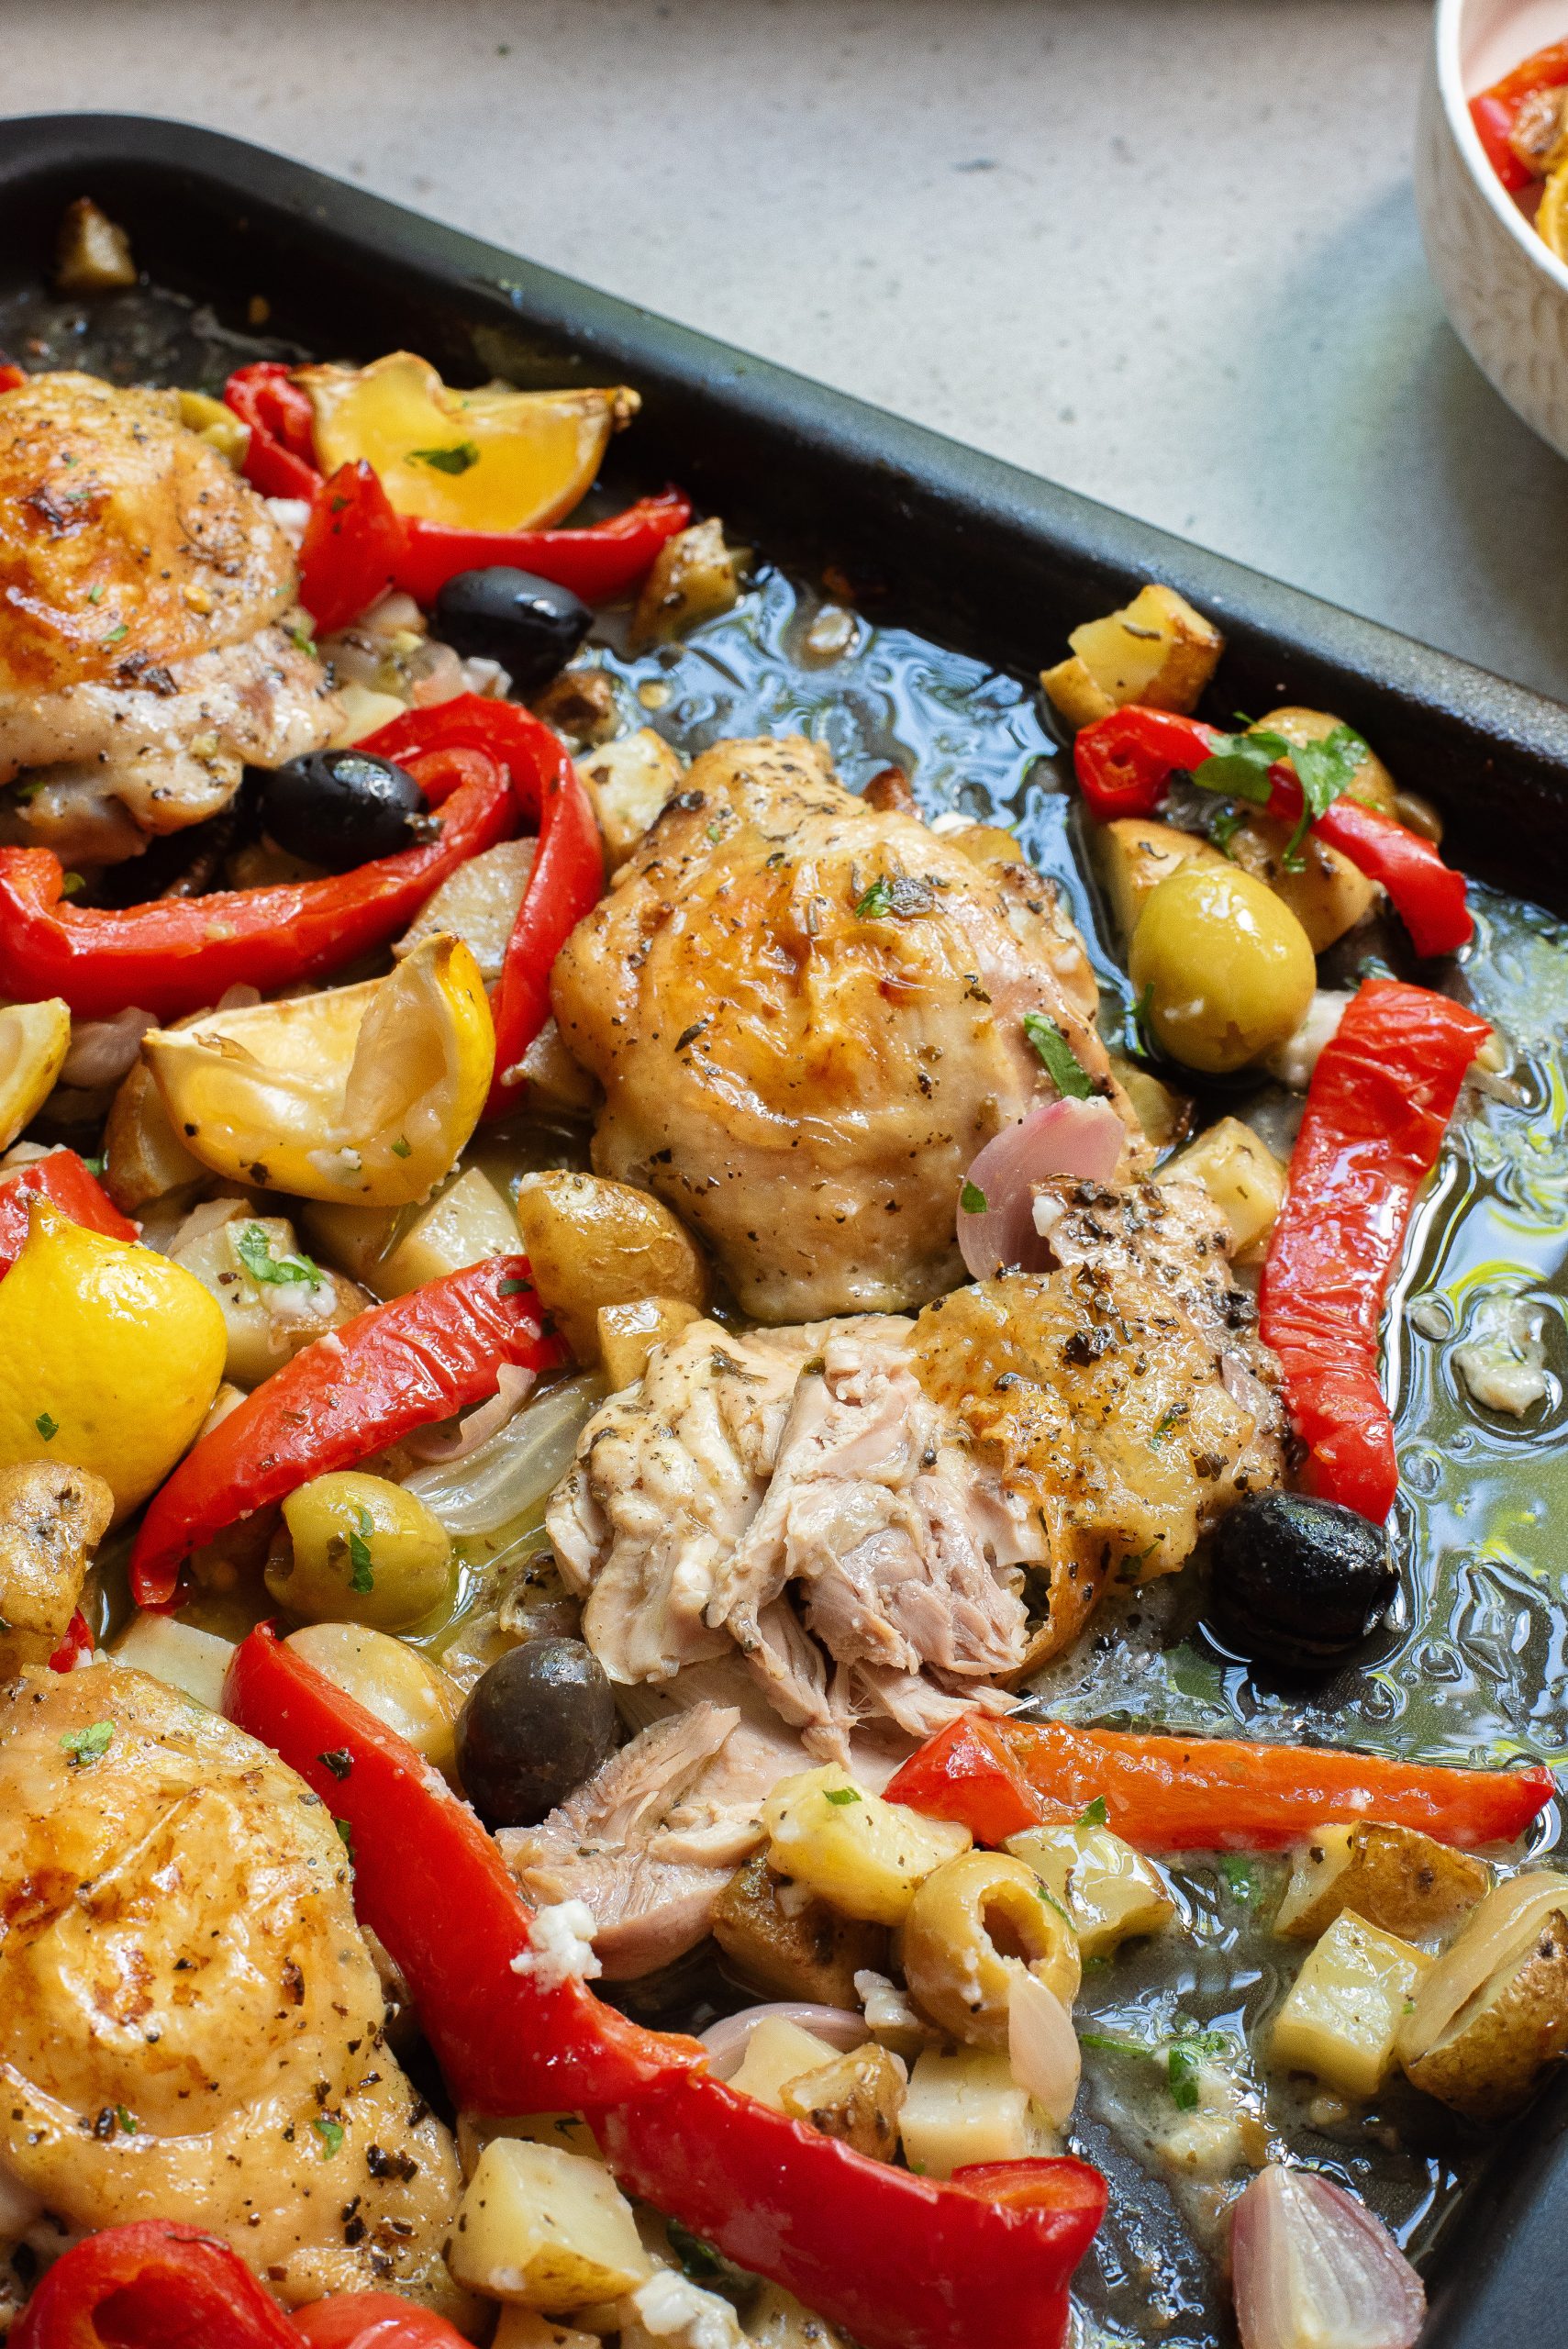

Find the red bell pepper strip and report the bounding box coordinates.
[225,1621,704,2108]
[887,1713,1555,1854]
[1260,976,1491,1520]
[1470,39,1568,195]
[9,2221,299,2349]
[0,735,512,1023]
[0,362,26,395]
[1073,706,1473,955]
[130,1255,562,1608]
[363,696,603,1117]
[880,1711,1048,1843]
[227,1626,1106,2349]
[393,489,693,607]
[297,460,406,635]
[290,2295,471,2348]
[0,1150,138,1269]
[47,1609,95,1673]
[224,361,321,503]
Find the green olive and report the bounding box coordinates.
[1129,863,1316,1074]
[270,1470,452,1631]
[285,1620,464,1775]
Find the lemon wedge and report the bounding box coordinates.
[295,351,639,531]
[0,998,71,1151]
[0,1201,226,1517]
[1539,161,1568,262]
[143,934,495,1207]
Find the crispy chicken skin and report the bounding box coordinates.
[0,373,338,860]
[0,1663,468,2319]
[550,734,1140,1321]
[549,1177,1283,1758]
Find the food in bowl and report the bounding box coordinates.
[0,204,1565,2349]
[1469,32,1568,256]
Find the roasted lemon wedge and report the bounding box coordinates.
[0,1200,226,1516]
[295,351,638,532]
[144,935,495,1207]
[0,998,71,1152]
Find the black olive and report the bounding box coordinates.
[431,566,592,693]
[1206,1491,1397,1670]
[254,749,427,874]
[456,1637,617,1829]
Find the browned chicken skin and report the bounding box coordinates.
[551,734,1140,1321]
[0,1663,469,2319]
[0,373,339,861]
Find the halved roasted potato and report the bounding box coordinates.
[396,839,537,983]
[1158,1116,1287,1262]
[1398,1871,1568,2120]
[447,2138,649,2309]
[1094,818,1225,947]
[1274,1821,1489,1943]
[145,936,494,1206]
[1041,584,1223,731]
[512,1170,707,1362]
[595,1295,705,1390]
[779,2042,906,2161]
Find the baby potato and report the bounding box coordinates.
[595,1295,705,1391]
[513,1170,708,1364]
[1274,1821,1489,1943]
[1253,707,1399,818]
[1398,1871,1568,2120]
[272,1470,453,1631]
[898,2044,1055,2179]
[901,1850,1081,2044]
[1094,818,1224,949]
[172,1212,365,1387]
[1041,584,1224,731]
[761,1766,971,1926]
[778,2042,906,2161]
[103,1058,206,1213]
[285,1621,465,1775]
[628,517,741,651]
[1129,864,1317,1074]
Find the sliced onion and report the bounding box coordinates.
[1006,1969,1080,2128]
[699,2003,867,2082]
[1230,2165,1425,2349]
[401,1371,605,1536]
[958,1096,1127,1280]
[61,1005,155,1089]
[404,1363,536,1464]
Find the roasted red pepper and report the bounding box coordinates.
[228,1626,1106,2349]
[0,362,26,395]
[297,460,406,635]
[1470,39,1568,195]
[393,488,693,607]
[0,1149,137,1268]
[130,1255,562,1608]
[0,731,512,1023]
[47,1609,95,1673]
[1260,976,1492,1521]
[363,695,603,1116]
[888,1712,1555,1854]
[1072,706,1473,956]
[9,2221,471,2349]
[224,361,322,503]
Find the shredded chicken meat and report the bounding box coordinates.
[549,1176,1284,1762]
[0,373,339,862]
[550,732,1144,1320]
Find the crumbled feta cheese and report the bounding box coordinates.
[264,496,314,548]
[928,810,972,836]
[631,2269,745,2349]
[1452,1294,1551,1417]
[509,1898,602,1989]
[1264,989,1352,1092]
[854,1967,936,2054]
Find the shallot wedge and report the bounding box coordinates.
[1230,2165,1425,2349]
[1007,1969,1081,2128]
[957,1095,1126,1279]
[700,2003,867,2080]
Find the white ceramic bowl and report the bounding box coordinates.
[1417,0,1568,457]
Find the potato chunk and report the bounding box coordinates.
[396,839,538,983]
[1006,1820,1179,1959]
[577,729,685,868]
[779,2042,906,2161]
[104,1058,206,1212]
[447,2139,649,2310]
[1093,818,1224,949]
[1270,1909,1429,2099]
[628,518,742,650]
[898,2045,1054,2178]
[1158,1117,1287,1263]
[712,1853,886,2007]
[729,2014,848,2110]
[761,1766,971,1926]
[1226,816,1378,953]
[304,1165,519,1302]
[513,1170,707,1363]
[1041,584,1223,731]
[1273,1821,1489,1943]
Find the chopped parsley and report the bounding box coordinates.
[408,440,480,474]
[116,2105,137,2134]
[667,2221,725,2281]
[497,1276,529,1297]
[80,1153,106,1177]
[1022,1011,1094,1100]
[335,1817,356,1860]
[1218,1855,1256,1903]
[287,619,317,655]
[1166,2023,1229,2111]
[1189,720,1372,873]
[318,1748,353,1781]
[1077,1796,1109,1828]
[823,1786,862,1807]
[390,1135,412,1159]
[59,872,85,898]
[960,1179,988,1214]
[1149,1403,1187,1450]
[1035,1880,1074,1926]
[1209,803,1247,857]
[102,622,128,647]
[35,1410,59,1441]
[61,1720,114,1768]
[235,1223,323,1287]
[854,875,895,920]
[86,584,104,605]
[1129,980,1158,1058]
[312,2115,345,2159]
[347,1508,375,1595]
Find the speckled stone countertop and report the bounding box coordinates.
[8,0,1567,699]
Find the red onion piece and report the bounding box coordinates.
[1230,2165,1425,2349]
[403,1362,536,1464]
[958,1096,1127,1279]
[699,2002,867,2081]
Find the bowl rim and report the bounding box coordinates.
[1433,0,1568,298]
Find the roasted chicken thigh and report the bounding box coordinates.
[551,733,1140,1319]
[0,373,338,863]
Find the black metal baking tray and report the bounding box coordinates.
[0,110,1563,2348]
